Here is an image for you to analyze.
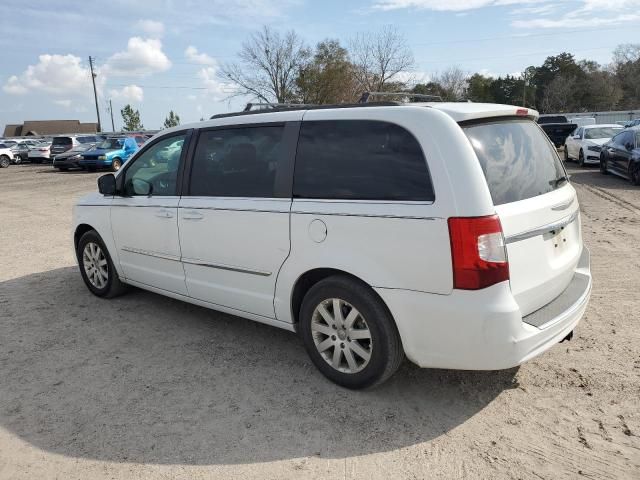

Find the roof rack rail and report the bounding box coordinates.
[210,101,402,120]
[243,102,317,112]
[358,91,443,103]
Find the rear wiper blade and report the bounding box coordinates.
[550,175,569,188]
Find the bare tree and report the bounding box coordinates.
[541,75,576,113]
[220,26,310,103]
[349,26,414,93]
[434,67,468,101]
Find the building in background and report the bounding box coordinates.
[3,120,99,137]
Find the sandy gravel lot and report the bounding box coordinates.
[0,163,638,479]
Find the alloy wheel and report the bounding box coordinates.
[82,242,108,289]
[311,298,372,374]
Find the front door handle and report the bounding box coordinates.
[155,208,174,218]
[182,210,204,221]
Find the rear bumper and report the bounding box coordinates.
[375,246,591,370]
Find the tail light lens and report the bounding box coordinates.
[448,215,509,290]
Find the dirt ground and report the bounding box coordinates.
[0,162,638,479]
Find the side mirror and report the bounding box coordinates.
[97,174,116,196]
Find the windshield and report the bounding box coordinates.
[585,127,622,139]
[463,119,567,206]
[97,138,123,149]
[52,137,72,146]
[3,140,17,146]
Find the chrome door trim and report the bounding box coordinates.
[181,257,272,277]
[505,210,579,245]
[121,246,181,262]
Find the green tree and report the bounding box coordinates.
[297,39,357,104]
[120,104,143,131]
[467,74,494,103]
[163,110,180,128]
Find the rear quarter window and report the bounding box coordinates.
[463,119,567,206]
[294,120,434,201]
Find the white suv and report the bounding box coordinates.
[72,102,592,388]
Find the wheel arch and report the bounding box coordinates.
[74,223,96,250]
[289,268,395,327]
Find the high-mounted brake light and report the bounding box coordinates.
[516,108,528,116]
[448,215,509,290]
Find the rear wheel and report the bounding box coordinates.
[0,155,10,168]
[77,230,128,298]
[13,155,22,164]
[299,275,404,389]
[599,154,609,174]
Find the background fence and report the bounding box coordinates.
[547,109,640,125]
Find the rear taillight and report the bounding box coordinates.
[448,215,509,290]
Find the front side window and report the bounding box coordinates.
[293,120,434,201]
[463,119,567,206]
[584,127,622,139]
[122,133,187,196]
[189,126,285,197]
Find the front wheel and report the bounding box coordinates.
[564,147,569,162]
[77,230,128,298]
[111,158,122,172]
[0,155,10,168]
[299,276,404,389]
[629,163,640,186]
[578,149,585,167]
[13,155,22,164]
[599,155,609,174]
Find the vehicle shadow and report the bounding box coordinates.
[567,164,636,193]
[0,267,518,465]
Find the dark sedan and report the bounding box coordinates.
[52,143,96,171]
[600,126,640,185]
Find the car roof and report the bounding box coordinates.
[583,124,623,128]
[163,102,539,136]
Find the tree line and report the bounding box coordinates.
[220,26,640,114]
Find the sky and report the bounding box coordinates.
[1,0,639,131]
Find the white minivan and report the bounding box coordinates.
[73,102,592,388]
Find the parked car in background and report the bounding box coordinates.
[10,139,39,163]
[50,135,103,157]
[0,143,15,168]
[79,137,139,171]
[564,124,623,166]
[568,117,596,128]
[53,142,97,171]
[73,102,591,388]
[537,115,578,147]
[600,126,640,185]
[625,119,640,128]
[27,141,52,163]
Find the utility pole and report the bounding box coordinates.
[109,99,115,132]
[89,56,102,132]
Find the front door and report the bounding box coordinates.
[111,131,190,295]
[178,123,298,318]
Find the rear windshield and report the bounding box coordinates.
[463,119,567,206]
[52,137,72,146]
[537,116,567,124]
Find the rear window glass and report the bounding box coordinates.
[294,120,434,201]
[463,119,567,206]
[584,127,622,139]
[52,137,72,146]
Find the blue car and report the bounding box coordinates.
[79,137,139,171]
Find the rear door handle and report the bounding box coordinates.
[182,210,204,221]
[155,208,174,219]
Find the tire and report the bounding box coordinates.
[0,155,10,168]
[629,163,640,186]
[578,149,585,167]
[564,147,569,162]
[111,158,122,172]
[13,155,22,164]
[77,230,128,298]
[298,275,404,389]
[599,154,609,175]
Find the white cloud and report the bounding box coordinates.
[53,99,72,108]
[512,0,640,28]
[135,19,164,37]
[109,84,144,102]
[187,94,197,101]
[103,37,171,76]
[198,65,235,100]
[185,46,216,66]
[2,54,91,96]
[373,0,546,12]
